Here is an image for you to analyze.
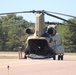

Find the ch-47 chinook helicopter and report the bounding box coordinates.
[0,10,76,60]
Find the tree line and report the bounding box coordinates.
[0,14,34,51]
[57,18,76,52]
[0,14,76,52]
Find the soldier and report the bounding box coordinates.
[18,47,22,59]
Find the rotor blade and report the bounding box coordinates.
[45,12,76,26]
[0,10,36,15]
[45,11,76,18]
[45,22,63,25]
[45,22,76,27]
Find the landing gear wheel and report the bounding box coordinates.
[24,55,27,59]
[53,54,56,60]
[58,55,63,60]
[58,55,60,60]
[61,55,63,60]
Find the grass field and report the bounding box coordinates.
[0,51,18,54]
[65,53,76,55]
[0,51,24,59]
[0,56,18,59]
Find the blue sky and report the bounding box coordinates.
[0,0,76,22]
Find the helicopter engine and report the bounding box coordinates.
[47,27,56,36]
[26,28,34,34]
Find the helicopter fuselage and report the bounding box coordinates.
[24,13,64,60]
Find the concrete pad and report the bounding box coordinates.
[0,55,76,75]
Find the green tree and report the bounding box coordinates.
[0,14,34,51]
[57,18,76,52]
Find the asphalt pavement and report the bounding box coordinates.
[0,54,76,75]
